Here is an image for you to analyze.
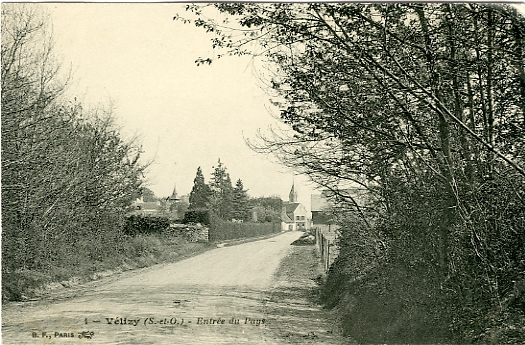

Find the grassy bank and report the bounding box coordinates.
[3,230,290,303]
[264,244,348,344]
[2,233,212,302]
[319,225,525,344]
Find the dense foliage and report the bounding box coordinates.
[124,215,170,236]
[188,166,211,210]
[182,3,525,343]
[208,213,279,241]
[208,159,234,220]
[248,196,283,223]
[182,209,211,225]
[231,178,249,221]
[138,187,158,202]
[2,4,146,300]
[188,160,271,222]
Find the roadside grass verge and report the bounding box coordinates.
[2,233,212,303]
[3,230,290,303]
[264,244,349,344]
[321,252,457,344]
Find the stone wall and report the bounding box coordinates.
[165,223,209,243]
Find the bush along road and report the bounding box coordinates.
[2,231,348,345]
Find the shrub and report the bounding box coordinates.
[208,213,279,241]
[182,209,211,225]
[124,215,170,236]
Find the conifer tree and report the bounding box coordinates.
[232,178,249,221]
[209,159,233,220]
[188,166,210,210]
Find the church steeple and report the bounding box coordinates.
[168,184,179,201]
[289,182,298,203]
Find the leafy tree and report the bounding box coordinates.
[250,206,280,223]
[172,199,189,219]
[1,4,145,299]
[188,166,211,210]
[208,159,233,220]
[139,187,157,202]
[249,196,283,212]
[182,3,525,343]
[248,196,283,222]
[231,178,249,221]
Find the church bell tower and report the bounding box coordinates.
[289,182,298,203]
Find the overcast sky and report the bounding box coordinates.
[42,2,525,206]
[44,3,317,206]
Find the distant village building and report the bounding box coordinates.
[281,183,310,231]
[129,184,183,218]
[166,184,182,219]
[311,191,333,227]
[166,184,180,203]
[130,196,162,215]
[311,188,369,230]
[311,191,337,232]
[251,208,258,222]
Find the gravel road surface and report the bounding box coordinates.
[2,231,347,345]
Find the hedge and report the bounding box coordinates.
[124,215,170,236]
[209,213,280,241]
[182,209,211,225]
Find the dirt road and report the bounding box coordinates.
[2,231,347,345]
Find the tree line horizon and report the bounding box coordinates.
[136,159,286,223]
[185,159,283,223]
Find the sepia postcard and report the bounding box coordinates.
[2,2,525,344]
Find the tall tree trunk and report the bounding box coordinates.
[444,4,474,185]
[471,7,492,175]
[486,8,495,176]
[511,14,525,126]
[416,6,455,274]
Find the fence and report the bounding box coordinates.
[314,226,339,271]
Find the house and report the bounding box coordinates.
[130,196,162,215]
[311,188,369,230]
[311,192,333,227]
[281,183,310,231]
